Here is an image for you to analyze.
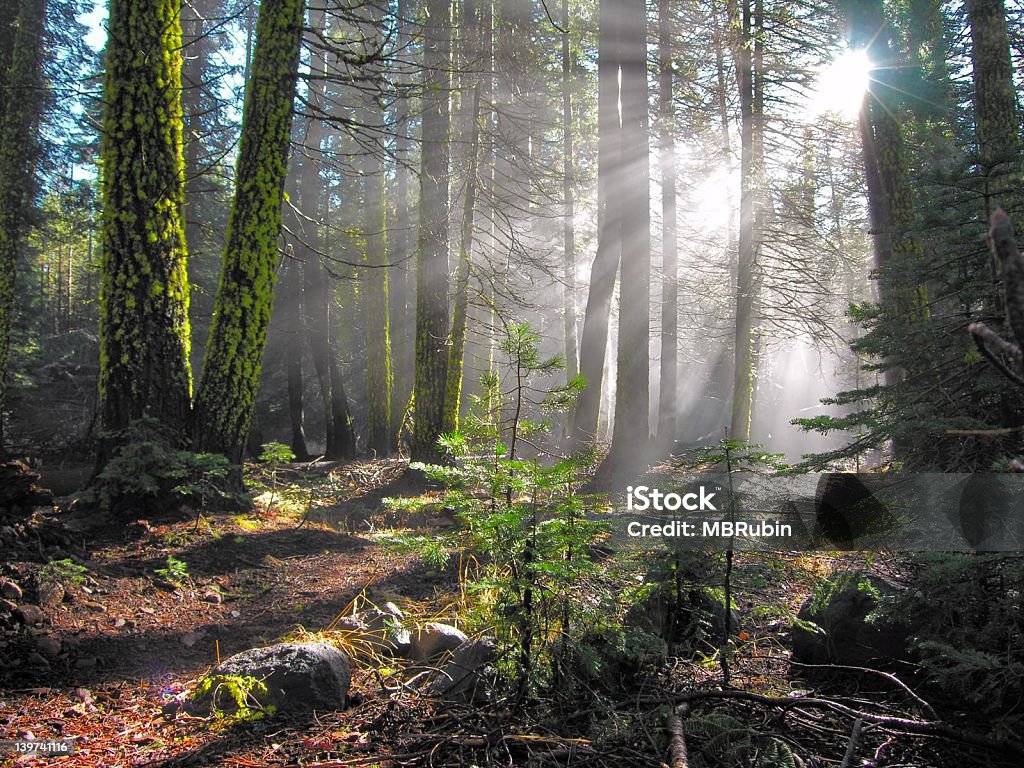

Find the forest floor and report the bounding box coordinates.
[0,458,1016,767]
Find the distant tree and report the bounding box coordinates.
[0,0,46,454]
[443,0,483,436]
[388,0,416,446]
[97,0,193,446]
[609,0,652,465]
[656,0,677,444]
[728,0,763,444]
[573,0,622,447]
[193,0,305,465]
[561,0,579,400]
[298,5,355,460]
[410,0,452,461]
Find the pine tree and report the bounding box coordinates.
[965,0,1022,216]
[609,0,652,464]
[0,0,45,454]
[410,0,452,461]
[193,0,305,464]
[98,0,193,442]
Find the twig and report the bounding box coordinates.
[666,704,690,768]
[839,718,863,768]
[789,661,938,719]
[638,689,1024,758]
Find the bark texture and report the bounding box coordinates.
[98,0,193,440]
[193,0,304,462]
[411,0,452,461]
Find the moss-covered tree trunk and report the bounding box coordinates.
[443,0,482,436]
[0,0,45,454]
[193,0,304,464]
[966,0,1022,215]
[410,0,452,462]
[98,0,193,444]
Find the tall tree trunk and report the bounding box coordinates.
[656,0,677,445]
[193,0,304,464]
[561,0,578,390]
[610,0,652,463]
[411,0,452,462]
[98,0,193,445]
[0,0,45,454]
[296,5,354,460]
[728,0,761,443]
[573,0,622,446]
[966,0,1022,215]
[443,0,482,435]
[284,262,309,461]
[359,4,392,455]
[389,0,415,446]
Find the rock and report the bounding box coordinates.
[190,642,350,716]
[0,461,54,511]
[203,592,223,604]
[1,581,23,600]
[14,604,43,626]
[421,638,496,702]
[0,598,16,614]
[38,582,64,610]
[410,623,468,662]
[356,603,412,656]
[791,573,910,666]
[26,652,50,669]
[35,635,62,658]
[84,601,107,613]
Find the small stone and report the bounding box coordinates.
[84,601,106,614]
[36,635,62,657]
[181,630,205,649]
[113,618,127,629]
[1,581,23,600]
[230,610,240,618]
[73,687,93,703]
[38,582,64,610]
[14,604,43,626]
[203,592,222,604]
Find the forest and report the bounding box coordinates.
[1,0,1024,765]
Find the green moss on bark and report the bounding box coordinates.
[98,0,193,440]
[193,0,304,463]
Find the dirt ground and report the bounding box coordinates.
[0,459,1016,767]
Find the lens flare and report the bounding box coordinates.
[807,48,872,120]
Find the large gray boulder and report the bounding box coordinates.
[421,637,496,702]
[791,573,910,666]
[190,642,350,717]
[410,623,468,662]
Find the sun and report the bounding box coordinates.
[807,48,873,121]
